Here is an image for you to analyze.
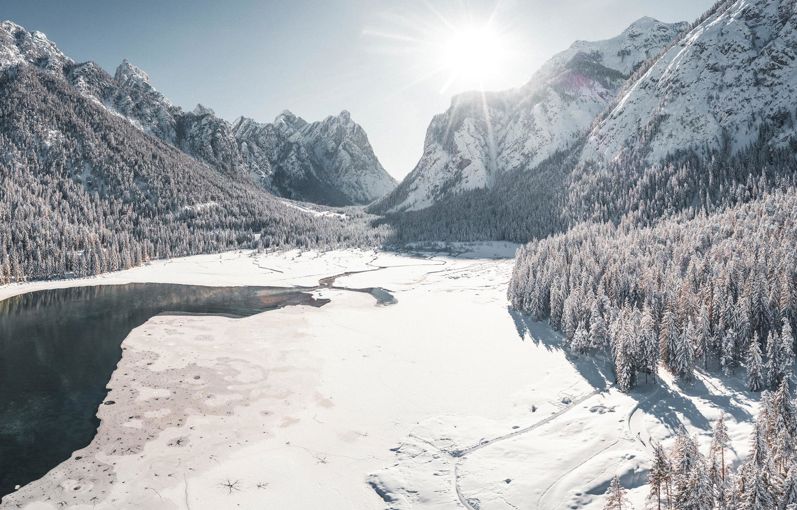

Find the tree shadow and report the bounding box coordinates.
[508,307,613,391]
[508,307,756,434]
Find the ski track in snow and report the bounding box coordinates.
[453,387,605,510]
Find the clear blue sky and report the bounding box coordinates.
[2,0,715,178]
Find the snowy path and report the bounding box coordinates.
[454,388,605,509]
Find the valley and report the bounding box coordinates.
[0,247,760,509]
[2,0,797,508]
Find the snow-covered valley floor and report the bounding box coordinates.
[0,245,758,509]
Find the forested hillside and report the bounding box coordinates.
[509,185,797,391]
[0,65,387,282]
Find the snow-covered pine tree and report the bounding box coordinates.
[671,431,701,507]
[672,320,696,380]
[604,474,632,510]
[563,290,581,342]
[614,335,636,392]
[781,317,795,371]
[549,280,565,330]
[766,379,797,476]
[648,442,672,510]
[696,304,713,370]
[747,334,766,392]
[721,329,738,376]
[711,413,730,483]
[640,305,659,381]
[590,299,609,350]
[572,320,591,354]
[735,422,775,509]
[782,463,797,510]
[767,331,784,389]
[660,308,679,370]
[683,458,714,510]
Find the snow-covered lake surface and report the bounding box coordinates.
[0,283,328,498]
[0,245,758,509]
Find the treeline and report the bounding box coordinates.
[0,65,388,283]
[374,147,572,244]
[375,116,797,249]
[568,118,797,227]
[508,188,797,391]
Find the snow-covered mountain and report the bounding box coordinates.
[0,20,394,206]
[374,17,688,213]
[234,110,396,205]
[580,0,797,164]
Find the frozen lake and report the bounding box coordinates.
[0,283,326,497]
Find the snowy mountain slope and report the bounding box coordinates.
[580,0,797,164]
[374,17,688,213]
[0,20,394,206]
[233,110,396,206]
[0,20,69,72]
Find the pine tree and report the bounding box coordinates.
[721,329,738,376]
[747,334,766,392]
[572,320,591,354]
[672,321,695,380]
[736,423,775,510]
[649,442,672,510]
[549,281,565,330]
[661,308,679,368]
[696,304,713,369]
[711,413,730,482]
[604,475,632,510]
[671,431,701,507]
[767,331,785,389]
[640,306,660,381]
[614,320,637,392]
[683,458,714,510]
[590,300,609,350]
[767,379,797,476]
[781,463,797,510]
[781,318,795,371]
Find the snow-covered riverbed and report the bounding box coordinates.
[1,245,758,509]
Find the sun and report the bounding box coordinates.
[363,5,523,95]
[437,24,506,89]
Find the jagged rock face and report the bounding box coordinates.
[0,20,70,72]
[233,111,397,206]
[580,0,797,164]
[374,17,688,213]
[0,21,395,206]
[177,105,244,176]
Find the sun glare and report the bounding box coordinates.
[363,4,523,95]
[438,24,506,88]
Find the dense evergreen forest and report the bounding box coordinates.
[509,186,797,392]
[0,66,388,283]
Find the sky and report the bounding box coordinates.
[2,0,715,179]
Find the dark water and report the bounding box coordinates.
[0,283,327,499]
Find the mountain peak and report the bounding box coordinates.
[192,103,215,116]
[580,0,797,165]
[114,59,150,85]
[374,14,687,213]
[0,20,69,72]
[275,109,298,123]
[0,20,24,32]
[626,16,662,29]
